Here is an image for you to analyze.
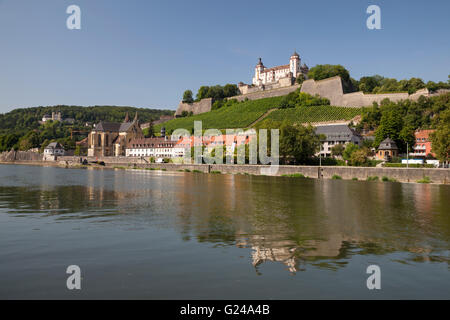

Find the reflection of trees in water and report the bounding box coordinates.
[173,175,450,274]
[0,185,135,220]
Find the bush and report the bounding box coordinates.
[367,176,379,181]
[282,173,306,178]
[331,174,342,180]
[352,177,358,181]
[417,176,431,183]
[210,170,221,174]
[382,176,397,182]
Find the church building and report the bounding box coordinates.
[87,112,144,157]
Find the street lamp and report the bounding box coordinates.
[407,142,409,168]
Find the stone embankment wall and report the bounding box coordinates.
[0,151,43,162]
[54,156,450,184]
[4,155,448,184]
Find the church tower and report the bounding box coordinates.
[289,51,300,77]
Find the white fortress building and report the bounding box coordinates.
[238,51,309,95]
[252,51,308,86]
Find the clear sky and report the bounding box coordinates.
[0,0,449,113]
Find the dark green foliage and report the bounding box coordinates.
[279,121,321,164]
[182,90,194,103]
[195,84,239,101]
[279,90,330,109]
[0,105,172,152]
[356,93,450,154]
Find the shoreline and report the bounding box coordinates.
[1,160,448,185]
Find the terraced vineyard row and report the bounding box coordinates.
[155,96,284,132]
[266,106,362,124]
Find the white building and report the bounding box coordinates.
[252,51,309,87]
[44,142,65,157]
[126,137,179,159]
[315,125,362,158]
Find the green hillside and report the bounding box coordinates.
[266,106,361,124]
[155,94,362,134]
[155,96,284,133]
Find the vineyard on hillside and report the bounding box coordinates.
[266,106,362,124]
[154,96,284,133]
[155,95,363,133]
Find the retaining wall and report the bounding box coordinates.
[3,155,448,184]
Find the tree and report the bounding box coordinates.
[296,74,306,85]
[182,90,194,103]
[349,149,368,166]
[343,143,359,160]
[331,144,345,157]
[374,104,404,150]
[223,84,239,97]
[430,109,450,162]
[279,122,320,164]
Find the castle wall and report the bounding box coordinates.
[301,76,433,107]
[232,84,301,102]
[175,98,213,117]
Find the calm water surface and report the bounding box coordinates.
[0,164,449,299]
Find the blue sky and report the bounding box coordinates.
[0,0,449,113]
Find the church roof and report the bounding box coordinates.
[94,122,121,132]
[119,122,133,132]
[291,51,299,58]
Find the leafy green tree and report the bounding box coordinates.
[374,105,403,148]
[279,122,320,164]
[430,109,450,162]
[331,144,345,157]
[343,143,359,160]
[296,74,306,85]
[349,149,368,166]
[223,84,239,97]
[182,90,194,103]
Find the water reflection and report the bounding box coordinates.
[0,165,449,274]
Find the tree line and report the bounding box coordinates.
[0,105,174,152]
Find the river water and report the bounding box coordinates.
[0,164,448,299]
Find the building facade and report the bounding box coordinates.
[252,51,309,87]
[87,113,144,157]
[376,137,399,161]
[315,125,362,158]
[410,129,435,158]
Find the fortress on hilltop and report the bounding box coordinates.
[175,51,449,117]
[237,51,309,95]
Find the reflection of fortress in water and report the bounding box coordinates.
[172,174,448,274]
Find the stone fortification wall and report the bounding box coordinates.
[232,84,300,102]
[300,76,436,107]
[175,98,213,117]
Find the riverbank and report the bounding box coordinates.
[1,158,449,184]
